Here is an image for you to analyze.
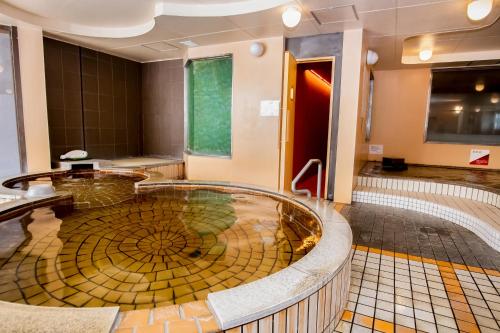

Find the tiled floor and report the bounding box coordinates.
[361,162,500,193]
[0,188,319,310]
[335,203,500,333]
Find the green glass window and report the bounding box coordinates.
[186,55,232,156]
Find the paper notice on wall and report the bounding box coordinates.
[260,100,280,117]
[369,144,383,155]
[469,149,490,166]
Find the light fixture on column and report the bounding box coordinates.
[366,50,379,65]
[282,6,301,28]
[467,0,493,21]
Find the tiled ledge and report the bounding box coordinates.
[357,175,500,209]
[353,186,500,252]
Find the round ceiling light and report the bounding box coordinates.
[419,48,433,61]
[491,94,500,104]
[475,81,485,91]
[282,6,301,28]
[467,0,493,21]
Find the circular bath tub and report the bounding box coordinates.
[0,179,352,332]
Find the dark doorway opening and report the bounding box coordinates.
[292,61,332,198]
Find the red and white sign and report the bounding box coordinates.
[469,149,490,166]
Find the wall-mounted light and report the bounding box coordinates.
[419,48,433,61]
[475,107,481,112]
[282,6,301,28]
[454,105,463,113]
[475,81,485,92]
[366,50,379,65]
[467,0,493,21]
[0,65,3,73]
[249,42,265,57]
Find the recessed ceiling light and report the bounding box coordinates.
[178,40,198,48]
[475,81,485,92]
[282,6,301,28]
[419,48,433,61]
[467,0,493,21]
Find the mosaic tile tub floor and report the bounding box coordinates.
[0,188,320,311]
[335,203,500,333]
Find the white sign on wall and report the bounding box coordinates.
[260,100,280,117]
[469,149,490,166]
[369,144,384,155]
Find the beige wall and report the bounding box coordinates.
[17,24,51,172]
[184,37,284,190]
[369,69,500,169]
[333,29,367,204]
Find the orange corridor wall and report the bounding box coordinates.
[368,68,500,169]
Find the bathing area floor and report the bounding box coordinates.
[360,162,500,193]
[335,202,500,333]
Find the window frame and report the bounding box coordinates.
[183,54,234,158]
[423,66,500,146]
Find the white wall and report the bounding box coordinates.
[184,37,284,190]
[333,29,366,204]
[17,23,51,172]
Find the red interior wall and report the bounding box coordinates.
[292,61,332,196]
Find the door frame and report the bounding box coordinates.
[278,54,336,199]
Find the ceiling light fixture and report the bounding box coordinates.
[419,48,433,61]
[467,0,493,21]
[282,6,301,28]
[491,94,499,104]
[475,81,485,92]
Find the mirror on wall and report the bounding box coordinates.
[365,71,375,142]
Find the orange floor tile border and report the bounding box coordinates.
[351,245,500,276]
[338,244,500,333]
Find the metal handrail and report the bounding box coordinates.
[291,159,322,199]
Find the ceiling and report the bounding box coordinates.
[0,0,499,68]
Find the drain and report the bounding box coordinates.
[189,249,202,258]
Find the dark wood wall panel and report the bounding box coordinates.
[44,38,142,161]
[141,59,184,158]
[44,38,84,159]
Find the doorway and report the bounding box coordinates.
[279,52,335,199]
